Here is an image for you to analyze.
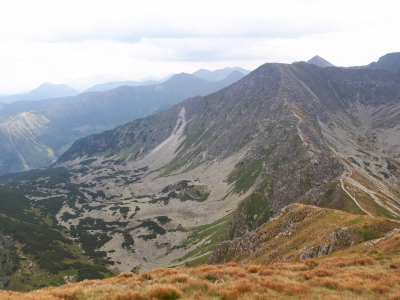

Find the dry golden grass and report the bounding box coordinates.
[3,233,400,300]
[4,202,400,300]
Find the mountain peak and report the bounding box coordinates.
[0,83,79,103]
[306,55,334,68]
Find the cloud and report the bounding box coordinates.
[0,0,346,43]
[1,0,400,93]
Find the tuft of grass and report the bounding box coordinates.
[145,285,182,300]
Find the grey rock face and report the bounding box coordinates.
[299,243,334,260]
[367,52,400,70]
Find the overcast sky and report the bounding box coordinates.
[1,0,399,93]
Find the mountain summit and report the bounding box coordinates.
[306,55,334,67]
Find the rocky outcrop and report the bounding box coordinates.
[299,244,333,260]
[208,204,399,265]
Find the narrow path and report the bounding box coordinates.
[340,171,371,215]
[290,104,318,152]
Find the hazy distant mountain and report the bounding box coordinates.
[65,73,126,92]
[306,55,334,67]
[367,52,400,70]
[0,72,244,174]
[139,74,175,82]
[0,83,79,104]
[83,79,162,93]
[192,67,250,82]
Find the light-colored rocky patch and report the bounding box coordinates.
[58,147,250,272]
[52,109,253,272]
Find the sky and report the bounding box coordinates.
[1,0,399,94]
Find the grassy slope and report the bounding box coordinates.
[2,226,400,299]
[209,204,400,265]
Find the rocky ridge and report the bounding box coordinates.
[367,52,400,70]
[208,203,400,264]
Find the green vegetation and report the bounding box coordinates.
[227,176,273,239]
[228,159,264,194]
[175,214,232,265]
[318,182,367,215]
[156,216,172,225]
[175,129,212,154]
[387,159,399,171]
[109,206,131,215]
[176,185,210,202]
[122,233,134,248]
[79,158,97,166]
[360,226,381,241]
[0,167,119,290]
[0,177,115,290]
[161,181,210,202]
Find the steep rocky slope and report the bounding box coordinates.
[0,72,243,175]
[367,52,400,70]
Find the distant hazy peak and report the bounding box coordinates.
[306,55,334,68]
[0,83,79,103]
[192,67,250,82]
[164,72,199,83]
[367,52,400,70]
[65,73,126,92]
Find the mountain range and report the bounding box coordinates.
[0,83,79,104]
[83,67,251,93]
[83,79,163,93]
[0,71,244,175]
[0,53,399,294]
[65,73,126,92]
